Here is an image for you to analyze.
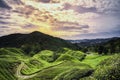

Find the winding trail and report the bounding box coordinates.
[16,61,64,80]
[16,62,37,80]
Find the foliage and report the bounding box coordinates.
[82,54,111,68]
[0,31,77,55]
[0,47,119,80]
[93,54,120,80]
[0,60,18,80]
[56,54,77,61]
[54,68,93,80]
[34,50,54,62]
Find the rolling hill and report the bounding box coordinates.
[70,37,120,54]
[0,31,76,55]
[0,31,120,80]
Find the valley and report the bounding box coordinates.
[0,32,120,80]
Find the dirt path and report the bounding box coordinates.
[16,61,64,80]
[16,62,37,80]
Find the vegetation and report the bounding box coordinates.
[0,47,119,80]
[77,38,120,55]
[0,31,77,55]
[81,54,120,80]
[0,32,119,80]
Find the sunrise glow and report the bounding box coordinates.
[0,0,120,39]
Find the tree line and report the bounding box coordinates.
[77,39,120,55]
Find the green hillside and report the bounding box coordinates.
[0,31,77,55]
[78,37,120,54]
[0,32,120,80]
[0,47,119,80]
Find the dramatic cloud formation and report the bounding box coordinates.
[0,0,120,39]
[0,0,11,9]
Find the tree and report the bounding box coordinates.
[110,43,115,54]
[103,47,108,55]
[98,46,104,54]
[82,47,88,53]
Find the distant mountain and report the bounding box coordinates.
[69,37,120,53]
[68,37,120,47]
[0,31,76,55]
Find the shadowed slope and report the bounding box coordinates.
[0,31,76,55]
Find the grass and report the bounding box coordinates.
[64,48,86,61]
[82,54,111,68]
[56,53,78,62]
[27,61,92,80]
[0,48,27,80]
[53,67,93,80]
[0,60,18,80]
[0,48,119,80]
[93,54,120,80]
[81,54,120,80]
[33,50,54,62]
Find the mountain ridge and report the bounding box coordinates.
[0,31,76,55]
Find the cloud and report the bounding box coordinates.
[22,24,38,29]
[0,0,11,9]
[0,26,9,28]
[0,0,120,39]
[0,21,10,24]
[63,3,97,13]
[60,0,120,15]
[111,25,120,34]
[52,21,89,32]
[35,0,51,3]
[94,0,120,15]
[65,24,120,39]
[53,25,88,31]
[75,6,97,13]
[65,31,120,39]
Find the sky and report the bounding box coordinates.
[0,0,120,39]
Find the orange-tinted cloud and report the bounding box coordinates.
[0,0,120,39]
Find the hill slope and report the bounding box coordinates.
[71,37,120,54]
[0,32,119,80]
[0,31,76,54]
